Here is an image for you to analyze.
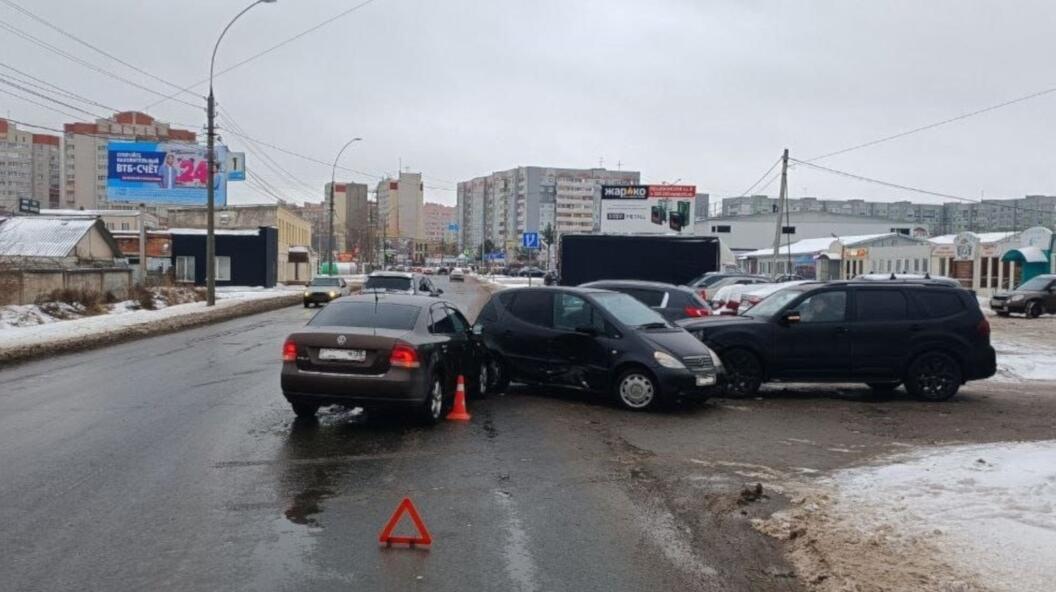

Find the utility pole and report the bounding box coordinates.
[769,149,789,278]
[328,137,362,276]
[138,203,147,286]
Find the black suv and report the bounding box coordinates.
[474,287,723,410]
[678,280,996,401]
[990,274,1056,318]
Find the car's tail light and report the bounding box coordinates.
[282,339,297,362]
[977,318,991,338]
[725,300,740,311]
[684,306,711,317]
[389,342,420,368]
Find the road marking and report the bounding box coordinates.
[493,489,542,592]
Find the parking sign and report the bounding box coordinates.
[522,232,540,249]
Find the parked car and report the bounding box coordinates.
[678,280,995,401]
[738,280,811,313]
[449,267,466,282]
[281,294,487,422]
[436,267,449,275]
[990,274,1056,318]
[303,276,351,307]
[473,287,723,410]
[579,280,712,321]
[422,267,435,275]
[363,271,443,297]
[518,266,547,278]
[709,282,772,315]
[685,272,770,302]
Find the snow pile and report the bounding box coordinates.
[832,441,1056,592]
[991,337,1056,382]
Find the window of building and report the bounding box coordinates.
[120,222,130,231]
[175,256,195,282]
[215,256,231,281]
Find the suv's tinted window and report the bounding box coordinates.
[477,299,499,323]
[498,291,518,307]
[508,291,553,327]
[666,291,692,308]
[797,291,847,323]
[856,290,908,322]
[912,290,965,318]
[614,287,664,307]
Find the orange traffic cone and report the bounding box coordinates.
[446,375,471,421]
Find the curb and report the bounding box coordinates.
[0,293,301,366]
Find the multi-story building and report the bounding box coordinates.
[423,202,457,247]
[0,119,61,214]
[719,194,1056,235]
[63,111,197,210]
[304,181,370,260]
[376,172,424,240]
[167,203,312,283]
[456,166,640,254]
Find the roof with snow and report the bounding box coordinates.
[40,208,141,218]
[743,233,894,258]
[928,231,1017,245]
[0,217,119,258]
[168,228,261,236]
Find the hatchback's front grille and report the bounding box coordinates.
[682,355,714,371]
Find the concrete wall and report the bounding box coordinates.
[0,268,132,305]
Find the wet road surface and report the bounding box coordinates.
[3,277,1053,591]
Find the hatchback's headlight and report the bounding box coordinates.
[654,351,686,369]
[329,291,337,298]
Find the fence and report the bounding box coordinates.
[0,268,133,306]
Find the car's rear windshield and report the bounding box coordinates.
[592,292,668,327]
[364,276,412,291]
[309,277,340,286]
[308,302,420,330]
[1017,276,1052,291]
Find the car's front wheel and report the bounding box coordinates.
[418,374,445,425]
[291,401,320,418]
[1026,300,1043,318]
[614,368,658,411]
[905,352,962,402]
[721,349,764,397]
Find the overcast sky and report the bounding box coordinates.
[3,0,1054,209]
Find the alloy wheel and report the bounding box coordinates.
[618,373,655,409]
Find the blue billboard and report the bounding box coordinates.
[106,141,228,206]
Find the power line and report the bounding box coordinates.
[0,61,121,112]
[218,107,321,197]
[0,74,104,118]
[0,20,200,109]
[0,87,88,121]
[791,158,1056,219]
[807,85,1056,162]
[143,0,383,110]
[736,155,782,197]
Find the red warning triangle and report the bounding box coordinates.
[378,497,432,547]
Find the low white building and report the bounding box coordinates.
[742,233,929,280]
[696,211,924,253]
[929,227,1054,294]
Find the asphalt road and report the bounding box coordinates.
[3,277,1054,592]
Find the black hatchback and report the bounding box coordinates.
[474,287,724,410]
[678,280,996,401]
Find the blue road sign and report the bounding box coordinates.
[522,232,540,249]
[447,223,460,232]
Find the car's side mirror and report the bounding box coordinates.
[781,310,801,326]
[574,326,598,336]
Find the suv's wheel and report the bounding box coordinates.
[291,401,320,418]
[905,352,962,402]
[418,374,446,425]
[614,368,658,411]
[722,349,764,397]
[1026,300,1043,318]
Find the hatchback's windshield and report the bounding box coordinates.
[1017,276,1052,291]
[309,277,340,287]
[364,276,412,291]
[308,302,420,330]
[592,292,668,327]
[744,288,807,318]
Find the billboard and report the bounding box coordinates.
[107,142,228,206]
[600,185,697,235]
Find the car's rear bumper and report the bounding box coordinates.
[281,364,427,407]
[965,346,997,381]
[304,292,335,304]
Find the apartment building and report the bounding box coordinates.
[376,172,423,240]
[63,111,196,210]
[423,201,456,245]
[0,119,61,214]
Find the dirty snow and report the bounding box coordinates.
[991,338,1056,382]
[831,441,1056,592]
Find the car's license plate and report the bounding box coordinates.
[319,348,366,362]
[695,375,716,386]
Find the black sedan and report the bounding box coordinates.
[474,287,723,410]
[281,294,486,423]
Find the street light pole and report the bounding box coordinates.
[206,0,277,306]
[328,137,362,276]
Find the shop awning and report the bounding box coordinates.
[1002,246,1049,263]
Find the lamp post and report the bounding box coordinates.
[328,137,362,275]
[206,0,277,306]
